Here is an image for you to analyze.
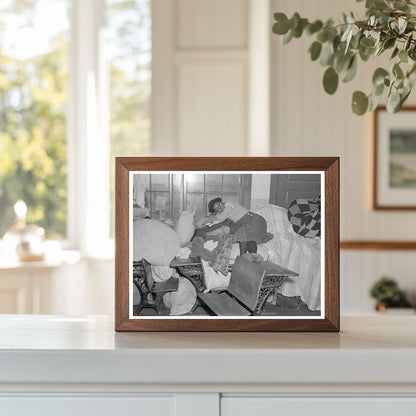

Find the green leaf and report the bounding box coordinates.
[307,20,323,35]
[369,92,383,111]
[374,82,385,96]
[366,0,388,10]
[386,87,401,113]
[405,34,413,51]
[399,49,408,63]
[391,47,399,59]
[334,52,352,73]
[360,37,375,48]
[352,91,369,115]
[372,68,389,86]
[342,56,357,83]
[273,13,290,35]
[309,41,322,61]
[359,44,375,61]
[293,18,309,38]
[393,63,404,79]
[383,37,396,50]
[323,67,339,94]
[320,40,335,66]
[282,29,293,44]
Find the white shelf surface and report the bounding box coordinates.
[0,315,415,388]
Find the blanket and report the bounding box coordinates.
[253,204,322,311]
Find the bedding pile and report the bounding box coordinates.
[253,204,321,311]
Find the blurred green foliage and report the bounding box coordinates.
[370,276,411,307]
[0,2,68,238]
[0,0,151,239]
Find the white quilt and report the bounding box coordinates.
[252,204,322,311]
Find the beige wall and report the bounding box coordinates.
[271,0,416,312]
[150,0,416,314]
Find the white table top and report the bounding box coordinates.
[0,315,415,386]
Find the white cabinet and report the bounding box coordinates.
[0,316,415,415]
[1,396,175,416]
[222,398,416,416]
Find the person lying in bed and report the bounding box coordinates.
[195,197,272,255]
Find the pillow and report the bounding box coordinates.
[133,219,180,266]
[175,211,195,246]
[163,277,196,315]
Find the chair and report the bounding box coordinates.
[197,256,265,316]
[133,260,179,315]
[197,256,299,316]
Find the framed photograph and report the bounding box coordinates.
[374,106,416,209]
[115,157,339,332]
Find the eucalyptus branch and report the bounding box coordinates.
[272,0,416,115]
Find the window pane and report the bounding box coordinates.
[151,192,170,221]
[205,174,222,193]
[186,174,204,193]
[186,193,204,218]
[223,174,240,194]
[0,0,70,239]
[151,174,169,191]
[107,0,152,236]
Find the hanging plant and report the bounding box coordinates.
[272,0,416,115]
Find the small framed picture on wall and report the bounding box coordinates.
[115,157,339,332]
[374,106,416,209]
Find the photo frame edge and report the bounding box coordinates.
[114,157,340,332]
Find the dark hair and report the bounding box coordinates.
[208,197,222,213]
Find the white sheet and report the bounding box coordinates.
[253,205,322,311]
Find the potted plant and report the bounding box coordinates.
[272,0,416,115]
[369,276,413,313]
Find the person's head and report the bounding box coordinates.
[208,197,225,214]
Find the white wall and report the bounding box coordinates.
[271,0,416,313]
[63,0,416,316]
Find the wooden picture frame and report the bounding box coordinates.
[115,157,339,332]
[373,106,416,210]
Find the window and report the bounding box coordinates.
[133,174,251,224]
[0,0,70,239]
[0,0,151,253]
[106,0,151,237]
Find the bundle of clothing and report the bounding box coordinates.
[190,226,234,276]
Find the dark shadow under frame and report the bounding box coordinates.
[115,157,340,332]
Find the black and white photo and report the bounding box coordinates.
[130,172,324,318]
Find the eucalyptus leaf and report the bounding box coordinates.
[386,87,401,112]
[334,51,353,72]
[307,20,323,35]
[352,91,369,115]
[320,40,335,66]
[369,92,383,111]
[273,13,290,34]
[405,33,413,50]
[342,56,358,82]
[391,47,399,59]
[366,0,388,10]
[309,41,322,61]
[282,29,294,44]
[323,67,339,94]
[399,49,408,63]
[393,63,404,79]
[272,3,416,115]
[373,82,385,95]
[398,17,407,34]
[372,67,389,85]
[383,37,396,50]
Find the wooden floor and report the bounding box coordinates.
[137,297,320,317]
